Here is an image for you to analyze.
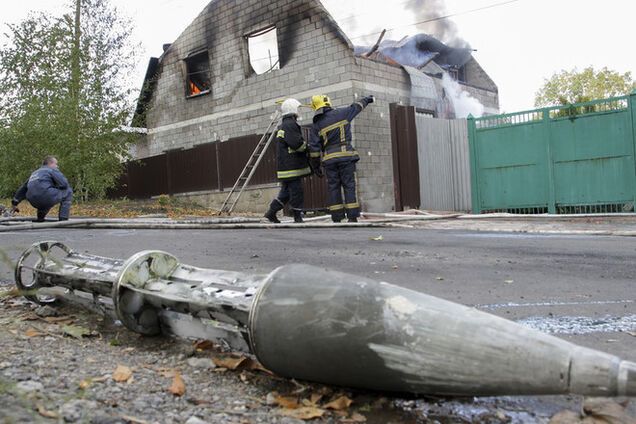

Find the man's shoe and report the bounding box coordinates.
[348,217,358,223]
[59,217,69,222]
[293,211,304,223]
[36,211,47,222]
[264,210,280,224]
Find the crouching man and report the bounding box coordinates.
[11,156,73,222]
[264,99,312,224]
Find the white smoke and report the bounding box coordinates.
[442,73,484,118]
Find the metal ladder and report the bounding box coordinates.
[219,112,281,215]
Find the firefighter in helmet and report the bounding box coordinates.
[264,99,312,224]
[309,94,374,223]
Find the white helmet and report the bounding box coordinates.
[281,98,302,117]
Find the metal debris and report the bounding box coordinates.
[14,241,636,397]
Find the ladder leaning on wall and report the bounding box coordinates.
[218,111,281,215]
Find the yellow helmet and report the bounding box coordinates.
[311,95,332,111]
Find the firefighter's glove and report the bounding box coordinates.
[364,95,375,104]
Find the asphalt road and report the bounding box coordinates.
[1,227,635,360]
[1,227,635,422]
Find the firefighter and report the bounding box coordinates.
[264,99,312,224]
[309,94,374,223]
[11,156,73,222]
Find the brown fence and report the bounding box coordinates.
[111,132,329,210]
[112,135,276,199]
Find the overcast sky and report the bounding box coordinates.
[2,0,635,112]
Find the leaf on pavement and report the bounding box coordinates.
[278,406,325,420]
[36,404,58,419]
[193,340,217,351]
[212,355,247,370]
[62,324,91,339]
[121,415,149,424]
[549,398,636,424]
[79,379,91,389]
[342,413,367,423]
[113,365,133,383]
[370,235,384,241]
[44,316,74,324]
[25,328,44,337]
[169,371,186,396]
[275,396,301,409]
[324,396,353,411]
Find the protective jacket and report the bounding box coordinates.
[13,166,70,207]
[275,115,311,181]
[309,97,373,165]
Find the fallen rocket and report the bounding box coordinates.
[14,241,635,397]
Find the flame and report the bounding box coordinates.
[190,81,202,95]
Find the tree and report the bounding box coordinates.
[0,0,138,200]
[535,67,636,108]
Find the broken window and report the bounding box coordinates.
[247,27,280,75]
[184,51,211,97]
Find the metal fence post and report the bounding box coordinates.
[631,90,636,206]
[543,109,557,214]
[467,115,480,214]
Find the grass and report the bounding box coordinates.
[1,197,222,219]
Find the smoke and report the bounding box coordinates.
[405,0,469,48]
[442,73,484,118]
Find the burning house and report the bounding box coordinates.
[129,0,499,212]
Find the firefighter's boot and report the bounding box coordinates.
[264,209,281,224]
[293,210,304,223]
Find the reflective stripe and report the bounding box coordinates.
[277,167,311,179]
[322,151,359,162]
[345,202,360,209]
[319,120,348,146]
[355,102,365,110]
[329,204,345,211]
[277,129,285,138]
[288,141,307,154]
[309,151,321,158]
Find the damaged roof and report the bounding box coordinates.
[354,34,474,70]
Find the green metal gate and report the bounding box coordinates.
[468,92,636,214]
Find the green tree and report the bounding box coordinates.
[0,0,138,200]
[535,67,635,108]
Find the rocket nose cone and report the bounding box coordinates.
[619,361,636,396]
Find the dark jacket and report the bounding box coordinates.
[13,166,70,207]
[309,97,373,165]
[275,115,311,181]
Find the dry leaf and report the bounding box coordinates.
[627,331,636,337]
[43,316,74,324]
[212,356,247,370]
[244,358,273,374]
[275,396,301,409]
[112,365,133,383]
[79,379,91,389]
[62,324,91,339]
[36,404,58,419]
[193,340,216,351]
[504,280,514,284]
[324,396,353,411]
[342,413,367,423]
[25,328,44,337]
[310,393,323,405]
[121,416,149,424]
[279,407,325,420]
[370,235,384,241]
[8,329,18,335]
[169,371,186,396]
[582,397,636,424]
